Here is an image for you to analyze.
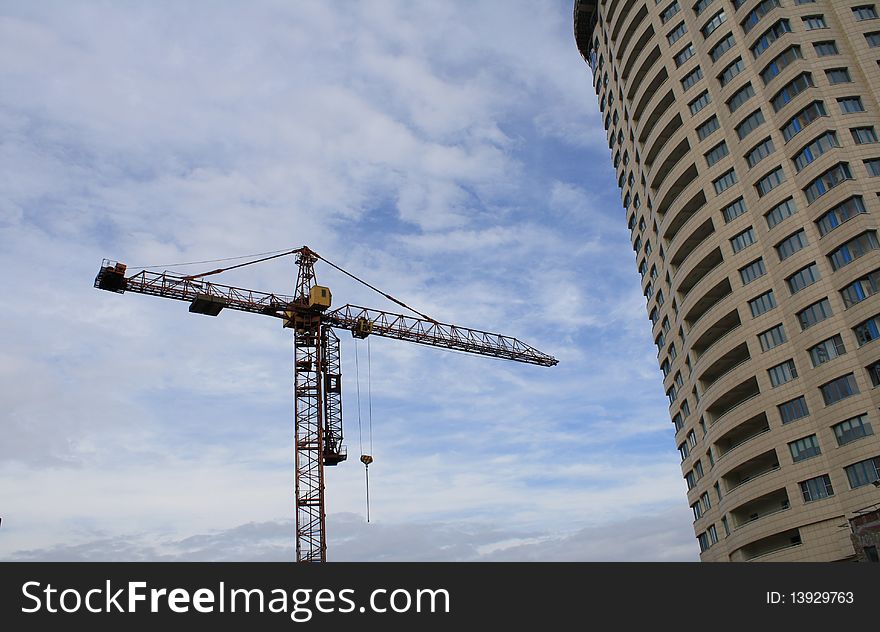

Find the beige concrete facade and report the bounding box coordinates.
[575,0,880,561]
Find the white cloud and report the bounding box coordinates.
[0,1,690,562]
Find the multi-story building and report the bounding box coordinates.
[574,0,880,561]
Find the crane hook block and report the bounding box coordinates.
[352,317,373,339]
[360,454,373,466]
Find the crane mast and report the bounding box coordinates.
[94,246,557,562]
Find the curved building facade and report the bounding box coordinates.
[575,0,880,561]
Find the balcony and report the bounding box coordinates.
[610,0,638,43]
[656,163,698,219]
[706,375,760,425]
[670,217,715,274]
[691,309,741,360]
[698,342,751,393]
[677,247,724,301]
[684,277,732,328]
[635,83,672,142]
[721,448,780,494]
[617,11,654,81]
[736,528,803,561]
[714,411,770,459]
[663,189,707,245]
[731,487,790,530]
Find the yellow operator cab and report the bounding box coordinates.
[309,285,332,311]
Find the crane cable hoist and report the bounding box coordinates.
[95,245,558,562]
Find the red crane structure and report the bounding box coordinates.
[95,246,558,562]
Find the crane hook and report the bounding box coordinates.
[360,454,373,523]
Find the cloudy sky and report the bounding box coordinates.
[0,0,698,561]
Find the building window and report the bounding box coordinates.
[828,231,880,271]
[708,524,718,545]
[786,262,820,294]
[793,131,839,172]
[667,384,678,405]
[697,531,710,552]
[816,196,867,237]
[761,46,802,85]
[808,334,846,367]
[728,227,755,254]
[778,395,810,424]
[675,43,696,67]
[692,500,702,520]
[690,90,711,115]
[679,441,690,461]
[803,163,852,204]
[701,10,727,38]
[749,290,776,317]
[682,66,704,91]
[771,73,814,112]
[797,297,832,330]
[853,127,879,144]
[802,15,828,30]
[765,198,797,229]
[839,97,865,114]
[833,414,874,446]
[697,115,721,140]
[820,373,859,405]
[800,474,834,502]
[740,258,767,285]
[769,359,798,386]
[746,137,775,169]
[706,140,729,166]
[865,31,880,47]
[718,57,745,87]
[714,168,738,194]
[742,0,782,35]
[736,109,765,140]
[673,413,685,433]
[844,457,880,488]
[758,323,787,351]
[813,41,839,57]
[782,101,826,142]
[865,159,880,177]
[854,315,880,346]
[686,470,697,490]
[853,5,879,21]
[790,434,821,462]
[694,0,717,18]
[751,19,791,59]
[668,21,689,46]
[840,267,880,308]
[721,197,746,223]
[756,165,786,197]
[825,68,852,85]
[710,31,736,62]
[775,229,808,261]
[661,1,682,24]
[699,491,711,512]
[728,83,755,113]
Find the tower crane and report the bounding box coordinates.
[94,246,558,562]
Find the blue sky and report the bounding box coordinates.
[0,0,699,561]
